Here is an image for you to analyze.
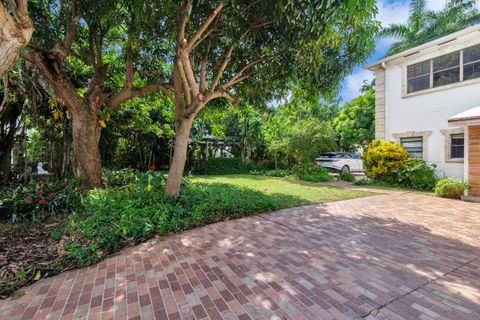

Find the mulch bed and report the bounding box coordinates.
[0,219,72,299]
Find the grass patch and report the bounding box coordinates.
[353,179,435,196]
[1,173,374,297]
[192,174,373,206]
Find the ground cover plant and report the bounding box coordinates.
[0,171,372,297]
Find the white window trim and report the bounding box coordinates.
[440,127,465,163]
[392,131,432,161]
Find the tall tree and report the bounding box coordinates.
[334,88,375,151]
[144,0,379,195]
[380,0,480,56]
[0,0,33,77]
[21,0,172,189]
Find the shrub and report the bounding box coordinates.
[0,178,84,222]
[291,163,333,182]
[339,172,355,182]
[65,181,286,265]
[250,168,291,177]
[192,157,249,175]
[435,178,469,199]
[394,158,437,190]
[363,140,410,180]
[103,168,138,187]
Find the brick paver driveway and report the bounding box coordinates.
[1,192,480,320]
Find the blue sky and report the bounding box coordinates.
[339,0,480,103]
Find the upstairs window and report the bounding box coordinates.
[433,52,460,87]
[407,61,430,93]
[406,43,480,94]
[401,137,423,158]
[463,44,480,81]
[451,134,464,159]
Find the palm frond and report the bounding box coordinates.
[377,24,410,39]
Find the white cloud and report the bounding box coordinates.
[377,0,410,27]
[342,69,375,103]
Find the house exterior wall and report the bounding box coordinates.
[374,35,480,179]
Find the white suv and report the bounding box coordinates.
[315,152,363,174]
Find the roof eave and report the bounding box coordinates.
[365,24,480,71]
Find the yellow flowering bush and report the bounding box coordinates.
[363,140,411,180]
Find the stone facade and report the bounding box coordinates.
[374,68,386,140]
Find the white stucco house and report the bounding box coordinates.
[366,24,480,197]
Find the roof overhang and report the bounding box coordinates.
[448,106,480,127]
[365,24,480,71]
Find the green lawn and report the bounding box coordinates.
[192,174,375,207]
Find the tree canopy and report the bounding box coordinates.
[2,0,380,194]
[380,0,480,56]
[334,88,375,150]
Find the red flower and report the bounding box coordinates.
[36,189,45,196]
[38,199,47,206]
[148,165,157,171]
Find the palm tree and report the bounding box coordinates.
[379,0,480,56]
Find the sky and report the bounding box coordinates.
[340,0,480,103]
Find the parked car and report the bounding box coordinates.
[315,152,363,173]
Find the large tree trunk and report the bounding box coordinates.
[60,116,70,178]
[165,117,194,196]
[0,126,16,183]
[0,1,33,76]
[71,106,104,189]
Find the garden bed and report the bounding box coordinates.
[0,173,373,298]
[0,219,73,298]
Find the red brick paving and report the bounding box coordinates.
[1,193,480,319]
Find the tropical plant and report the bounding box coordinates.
[435,178,469,199]
[334,88,375,150]
[393,157,437,190]
[291,163,333,182]
[363,140,411,180]
[263,96,338,167]
[379,0,480,56]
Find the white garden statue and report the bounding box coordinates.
[37,162,49,174]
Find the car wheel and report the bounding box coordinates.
[341,165,350,174]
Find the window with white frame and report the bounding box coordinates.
[401,137,423,158]
[406,43,480,94]
[450,133,464,159]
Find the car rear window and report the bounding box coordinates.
[320,153,339,158]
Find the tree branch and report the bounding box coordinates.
[207,90,235,104]
[210,45,233,91]
[178,0,193,45]
[180,52,199,98]
[190,0,261,50]
[52,0,79,60]
[109,83,172,109]
[221,53,278,89]
[186,2,224,50]
[200,58,207,93]
[176,59,192,106]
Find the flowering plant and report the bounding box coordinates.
[0,178,83,222]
